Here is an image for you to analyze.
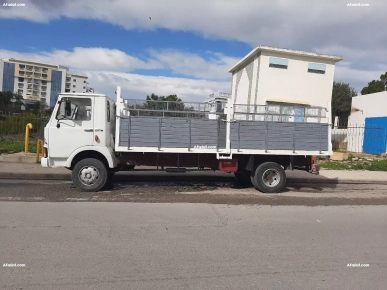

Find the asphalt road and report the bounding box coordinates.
[1,179,387,205]
[1,203,386,290]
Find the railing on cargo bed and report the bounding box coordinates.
[233,104,328,123]
[122,99,225,119]
[121,99,328,123]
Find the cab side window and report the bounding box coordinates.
[57,97,92,121]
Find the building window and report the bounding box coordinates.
[308,63,326,74]
[73,85,76,88]
[73,79,76,82]
[84,80,86,83]
[73,91,75,93]
[269,57,288,69]
[18,77,24,82]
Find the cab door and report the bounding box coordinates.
[48,96,95,160]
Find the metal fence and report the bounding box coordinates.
[332,124,387,154]
[0,112,50,152]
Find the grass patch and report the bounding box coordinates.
[0,141,37,154]
[320,160,387,171]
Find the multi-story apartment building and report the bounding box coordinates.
[0,58,89,107]
[64,73,89,94]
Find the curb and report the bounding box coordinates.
[2,172,387,185]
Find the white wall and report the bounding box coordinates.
[256,51,336,109]
[45,82,52,106]
[348,91,387,125]
[70,76,87,93]
[230,51,337,118]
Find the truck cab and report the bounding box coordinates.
[41,93,119,190]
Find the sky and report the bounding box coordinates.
[0,0,386,102]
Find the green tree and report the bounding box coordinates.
[0,91,23,113]
[331,81,357,126]
[361,72,387,95]
[144,93,184,112]
[146,93,182,102]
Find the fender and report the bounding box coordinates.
[65,146,118,168]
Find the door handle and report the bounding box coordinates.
[84,129,93,132]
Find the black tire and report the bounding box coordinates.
[234,171,252,186]
[250,174,259,190]
[252,162,286,193]
[72,158,108,192]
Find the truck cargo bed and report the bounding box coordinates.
[115,99,330,155]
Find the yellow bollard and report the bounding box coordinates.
[25,123,33,153]
[36,139,43,163]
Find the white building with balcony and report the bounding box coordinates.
[0,58,89,107]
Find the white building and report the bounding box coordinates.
[228,46,343,121]
[206,92,230,119]
[0,58,89,107]
[65,73,89,94]
[347,91,387,154]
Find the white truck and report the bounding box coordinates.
[41,86,330,193]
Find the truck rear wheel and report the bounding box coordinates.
[252,162,286,193]
[72,158,108,192]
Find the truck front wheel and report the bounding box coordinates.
[72,158,108,192]
[252,162,286,193]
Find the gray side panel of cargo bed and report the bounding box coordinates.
[119,117,226,149]
[231,121,329,151]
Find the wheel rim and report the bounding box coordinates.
[79,166,100,186]
[262,169,280,187]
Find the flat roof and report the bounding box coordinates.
[60,92,106,97]
[229,45,343,73]
[2,58,66,69]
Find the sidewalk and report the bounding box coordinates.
[1,162,387,184]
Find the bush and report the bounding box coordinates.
[0,113,50,135]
